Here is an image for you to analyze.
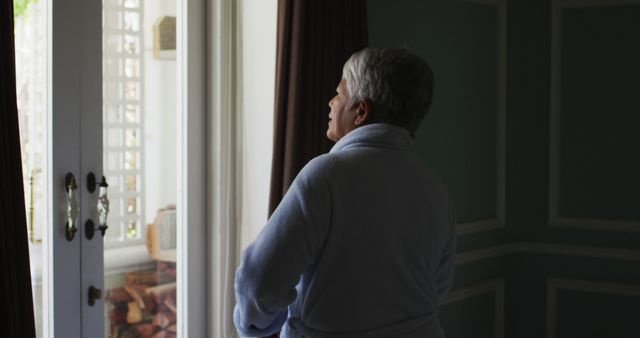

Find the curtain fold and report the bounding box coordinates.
[269,0,369,214]
[0,1,37,338]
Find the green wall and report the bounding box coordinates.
[368,0,640,337]
[369,0,500,228]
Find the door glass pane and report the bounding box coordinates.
[15,0,49,336]
[102,0,179,337]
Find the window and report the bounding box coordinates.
[103,0,145,246]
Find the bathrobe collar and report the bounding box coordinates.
[329,123,414,154]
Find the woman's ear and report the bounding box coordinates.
[354,99,372,126]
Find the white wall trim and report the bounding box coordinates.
[549,0,640,232]
[546,278,640,338]
[551,218,640,232]
[443,279,505,338]
[456,243,517,265]
[457,0,507,236]
[458,218,504,236]
[521,242,640,261]
[177,0,208,336]
[456,242,640,266]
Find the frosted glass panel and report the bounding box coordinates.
[15,3,50,336]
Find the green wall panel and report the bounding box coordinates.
[505,0,551,236]
[558,5,640,221]
[368,0,500,224]
[511,253,640,338]
[452,256,508,288]
[440,291,497,338]
[456,229,510,252]
[554,289,640,338]
[366,1,640,338]
[442,257,513,338]
[509,0,640,247]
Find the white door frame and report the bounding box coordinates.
[48,0,84,335]
[78,0,104,335]
[45,0,209,335]
[177,0,207,336]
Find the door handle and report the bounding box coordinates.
[85,173,110,240]
[29,168,43,244]
[65,173,79,241]
[97,176,110,237]
[88,286,102,306]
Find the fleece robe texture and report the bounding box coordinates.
[234,123,457,338]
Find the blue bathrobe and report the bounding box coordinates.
[234,123,456,338]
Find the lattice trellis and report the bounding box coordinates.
[103,0,145,246]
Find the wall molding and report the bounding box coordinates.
[550,218,640,232]
[443,279,505,338]
[457,0,507,236]
[456,243,515,265]
[456,242,640,266]
[553,0,640,7]
[548,0,640,232]
[458,218,505,236]
[546,278,640,338]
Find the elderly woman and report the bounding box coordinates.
[234,47,456,338]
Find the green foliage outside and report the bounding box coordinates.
[14,0,39,19]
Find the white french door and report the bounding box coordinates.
[17,0,206,336]
[47,0,98,335]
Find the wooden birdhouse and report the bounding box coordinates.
[153,16,176,60]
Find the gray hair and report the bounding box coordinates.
[342,47,434,133]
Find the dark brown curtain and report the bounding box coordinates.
[269,0,369,214]
[0,1,37,338]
